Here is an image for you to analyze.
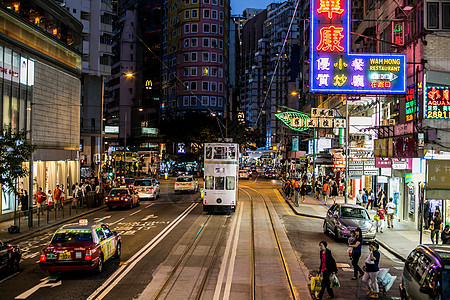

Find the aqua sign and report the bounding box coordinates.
[310,0,406,94]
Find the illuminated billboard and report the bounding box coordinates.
[310,0,406,94]
[425,85,450,119]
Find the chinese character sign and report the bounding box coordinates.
[310,0,406,94]
[425,85,450,119]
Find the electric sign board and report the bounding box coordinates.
[310,0,406,94]
[425,85,450,119]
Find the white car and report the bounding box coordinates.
[174,175,199,193]
[134,178,160,200]
[238,170,250,179]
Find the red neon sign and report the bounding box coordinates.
[316,0,345,19]
[316,26,345,52]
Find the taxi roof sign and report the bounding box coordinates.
[79,219,88,226]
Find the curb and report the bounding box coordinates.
[5,206,106,244]
[279,189,407,262]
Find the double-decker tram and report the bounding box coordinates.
[203,143,239,213]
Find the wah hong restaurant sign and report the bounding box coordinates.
[310,0,406,94]
[424,85,450,119]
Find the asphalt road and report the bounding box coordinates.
[0,177,406,300]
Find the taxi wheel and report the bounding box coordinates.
[96,255,104,273]
[11,256,19,273]
[137,199,140,206]
[114,243,121,258]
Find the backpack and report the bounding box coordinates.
[76,188,83,198]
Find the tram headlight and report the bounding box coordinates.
[217,198,222,204]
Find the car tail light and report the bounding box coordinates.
[85,250,92,261]
[175,183,179,186]
[189,183,193,186]
[40,253,47,262]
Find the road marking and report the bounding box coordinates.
[273,189,293,216]
[129,209,142,216]
[15,280,61,299]
[0,272,19,284]
[341,268,354,272]
[141,214,157,221]
[145,203,154,208]
[336,263,350,268]
[107,217,124,226]
[88,202,198,300]
[94,215,111,223]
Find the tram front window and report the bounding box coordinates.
[226,176,235,190]
[228,147,236,159]
[214,147,227,159]
[205,176,214,189]
[206,147,212,159]
[215,177,225,190]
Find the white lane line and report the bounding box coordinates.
[213,202,244,300]
[107,218,124,226]
[223,201,244,299]
[15,280,62,299]
[145,203,154,208]
[0,272,19,284]
[129,209,142,216]
[88,203,198,300]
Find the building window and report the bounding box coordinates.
[211,38,217,48]
[212,0,218,4]
[185,24,190,33]
[202,96,209,105]
[203,24,210,33]
[184,39,190,47]
[211,53,217,62]
[183,82,189,90]
[203,38,209,47]
[204,0,210,3]
[192,23,198,32]
[212,10,217,19]
[202,81,209,91]
[219,68,223,77]
[192,0,198,3]
[211,24,217,33]
[185,10,190,19]
[219,0,224,6]
[192,9,198,18]
[219,25,223,35]
[191,67,197,76]
[210,96,217,106]
[185,0,190,4]
[190,96,197,106]
[183,96,189,106]
[218,54,223,63]
[443,3,450,29]
[427,2,439,29]
[191,38,198,47]
[219,40,223,49]
[184,53,189,62]
[190,81,197,90]
[218,97,223,107]
[184,67,189,76]
[202,52,209,61]
[211,82,217,91]
[219,83,223,92]
[211,67,217,76]
[203,67,209,76]
[204,9,210,18]
[191,52,197,61]
[219,11,224,20]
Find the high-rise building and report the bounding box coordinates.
[61,0,114,177]
[161,0,230,119]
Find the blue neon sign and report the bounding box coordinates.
[309,0,406,94]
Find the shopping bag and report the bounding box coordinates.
[330,274,340,288]
[311,275,323,291]
[374,215,380,221]
[429,221,434,231]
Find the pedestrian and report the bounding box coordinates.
[300,178,307,203]
[285,180,291,199]
[338,179,344,196]
[375,187,383,208]
[356,190,363,206]
[362,241,381,299]
[47,190,53,211]
[20,190,28,217]
[376,206,385,233]
[315,179,321,200]
[385,198,396,228]
[362,189,368,207]
[36,187,46,215]
[366,189,374,210]
[381,191,387,210]
[317,241,337,300]
[348,227,364,280]
[423,199,431,229]
[322,181,329,205]
[430,211,442,244]
[54,185,61,210]
[330,180,338,205]
[441,225,450,244]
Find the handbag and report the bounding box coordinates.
[374,215,380,221]
[429,221,434,231]
[330,274,340,288]
[311,274,323,291]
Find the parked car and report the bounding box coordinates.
[123,178,135,188]
[39,220,121,274]
[105,187,140,209]
[174,175,199,193]
[0,240,21,274]
[323,203,376,241]
[265,169,276,178]
[400,244,450,300]
[238,170,250,179]
[134,178,160,200]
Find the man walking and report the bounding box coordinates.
[36,187,46,215]
[386,198,396,229]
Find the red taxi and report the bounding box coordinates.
[39,220,121,274]
[105,187,140,210]
[0,240,21,274]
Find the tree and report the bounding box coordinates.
[0,128,35,194]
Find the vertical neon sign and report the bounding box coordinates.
[310,0,406,94]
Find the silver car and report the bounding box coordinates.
[134,178,160,200]
[323,203,376,242]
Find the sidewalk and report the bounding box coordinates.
[282,191,421,262]
[0,199,105,244]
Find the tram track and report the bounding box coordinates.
[241,186,299,300]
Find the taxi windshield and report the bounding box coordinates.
[135,180,152,186]
[52,230,93,243]
[177,177,193,182]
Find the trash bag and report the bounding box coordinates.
[330,274,340,288]
[311,275,323,291]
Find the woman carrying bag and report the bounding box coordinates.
[317,241,338,300]
[430,211,442,244]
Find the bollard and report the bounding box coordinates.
[165,172,168,180]
[294,190,299,207]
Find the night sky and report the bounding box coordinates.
[231,0,276,15]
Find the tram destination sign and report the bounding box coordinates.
[310,0,406,94]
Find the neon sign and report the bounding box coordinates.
[310,0,406,94]
[275,111,310,131]
[425,86,450,119]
